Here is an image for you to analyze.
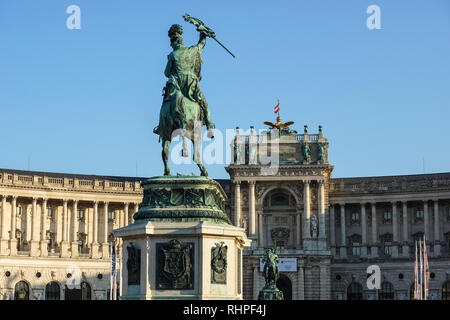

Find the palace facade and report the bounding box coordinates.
[0,126,449,300]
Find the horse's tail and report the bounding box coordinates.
[182,136,189,157]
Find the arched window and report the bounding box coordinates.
[410,283,415,300]
[81,282,91,300]
[347,282,363,300]
[45,281,60,300]
[442,281,450,300]
[270,193,289,206]
[64,281,91,300]
[379,282,395,300]
[14,281,30,300]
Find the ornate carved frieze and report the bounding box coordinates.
[271,227,290,243]
[135,176,231,224]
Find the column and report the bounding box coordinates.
[303,180,311,240]
[258,213,263,248]
[249,181,256,238]
[61,199,69,257]
[91,201,100,259]
[253,265,259,300]
[123,203,129,228]
[9,196,17,255]
[361,203,367,257]
[298,264,305,300]
[320,264,330,300]
[370,202,378,258]
[424,200,430,253]
[71,200,79,257]
[296,207,302,249]
[318,181,326,239]
[402,201,409,257]
[433,200,440,256]
[0,195,9,255]
[101,202,110,259]
[234,181,241,227]
[329,204,336,256]
[392,201,399,258]
[339,203,346,258]
[132,203,139,224]
[30,197,40,256]
[40,198,48,257]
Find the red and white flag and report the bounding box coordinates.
[414,241,419,299]
[419,238,423,300]
[274,100,280,114]
[423,235,430,300]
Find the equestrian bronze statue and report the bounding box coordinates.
[153,15,234,177]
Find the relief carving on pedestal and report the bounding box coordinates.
[127,242,141,286]
[156,239,194,290]
[211,242,227,284]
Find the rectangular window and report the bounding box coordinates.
[47,207,53,217]
[351,212,360,225]
[352,244,361,256]
[77,209,85,220]
[415,210,424,222]
[108,210,115,221]
[16,206,22,215]
[384,242,392,257]
[383,211,392,224]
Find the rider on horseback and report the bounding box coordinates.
[154,23,215,138]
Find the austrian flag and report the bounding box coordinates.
[274,100,280,114]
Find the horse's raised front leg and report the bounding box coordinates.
[162,139,171,176]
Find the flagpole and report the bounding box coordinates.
[419,238,423,300]
[113,241,117,300]
[414,240,418,300]
[423,234,428,300]
[110,243,113,300]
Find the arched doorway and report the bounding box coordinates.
[276,274,292,300]
[64,281,92,300]
[347,282,363,300]
[442,281,450,300]
[45,281,60,300]
[14,281,30,300]
[262,189,299,249]
[379,281,395,300]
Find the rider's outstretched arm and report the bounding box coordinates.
[196,32,207,53]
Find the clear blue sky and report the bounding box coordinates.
[0,0,449,179]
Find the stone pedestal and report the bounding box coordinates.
[114,176,250,300]
[60,241,70,258]
[0,239,9,255]
[370,246,378,258]
[29,240,40,257]
[40,240,48,257]
[71,242,79,258]
[9,239,17,256]
[101,243,110,259]
[402,244,410,258]
[258,284,283,300]
[91,242,100,259]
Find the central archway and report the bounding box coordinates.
[276,274,292,300]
